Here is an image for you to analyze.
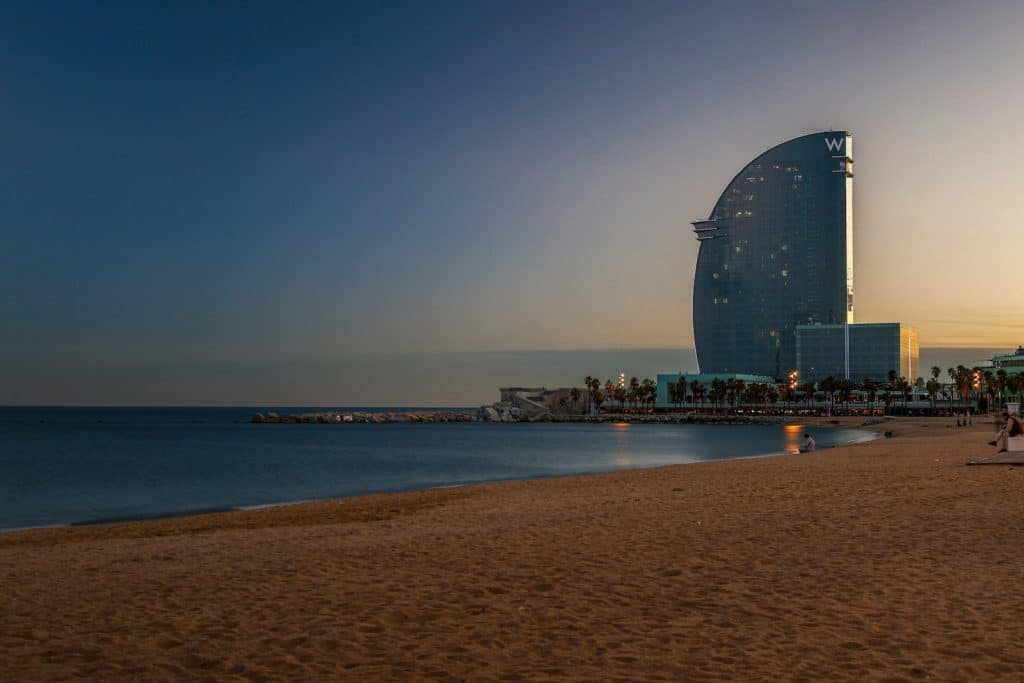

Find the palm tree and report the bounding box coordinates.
[925,378,940,411]
[954,366,971,412]
[767,385,779,413]
[862,378,877,410]
[747,383,766,410]
[746,383,757,410]
[886,370,898,409]
[690,380,705,411]
[726,379,746,412]
[800,381,816,408]
[604,379,616,412]
[837,379,855,413]
[820,376,837,412]
[569,387,581,414]
[709,379,727,413]
[983,370,997,413]
[897,376,911,412]
[991,370,1007,409]
[675,375,687,410]
[1010,373,1024,404]
[584,376,595,413]
[641,378,657,412]
[628,377,640,411]
[947,367,958,414]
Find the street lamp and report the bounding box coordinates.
[972,370,982,414]
[787,370,798,412]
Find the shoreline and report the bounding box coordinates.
[0,420,879,536]
[3,416,1019,680]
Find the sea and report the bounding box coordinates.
[0,407,876,531]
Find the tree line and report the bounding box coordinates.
[555,365,1024,415]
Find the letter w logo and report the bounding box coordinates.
[825,137,844,153]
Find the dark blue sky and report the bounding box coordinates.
[3,2,1022,404]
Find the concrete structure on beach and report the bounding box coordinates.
[487,386,591,420]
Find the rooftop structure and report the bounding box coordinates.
[990,346,1024,374]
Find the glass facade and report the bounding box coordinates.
[693,131,854,378]
[795,323,919,383]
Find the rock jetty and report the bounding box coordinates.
[251,411,477,424]
[251,410,786,425]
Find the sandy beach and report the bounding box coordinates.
[2,417,1022,681]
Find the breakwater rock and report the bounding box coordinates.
[252,410,787,425]
[251,411,478,424]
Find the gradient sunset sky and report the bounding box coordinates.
[2,1,1023,405]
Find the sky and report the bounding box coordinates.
[2,1,1023,405]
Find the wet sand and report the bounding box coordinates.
[2,417,1022,681]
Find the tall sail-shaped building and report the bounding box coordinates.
[692,131,854,378]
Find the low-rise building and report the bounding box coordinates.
[655,373,775,408]
[795,322,918,383]
[990,346,1024,375]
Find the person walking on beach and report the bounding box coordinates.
[989,411,1024,453]
[799,433,816,453]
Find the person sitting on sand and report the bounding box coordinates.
[799,433,816,453]
[989,411,1024,453]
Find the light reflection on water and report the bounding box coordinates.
[784,424,804,454]
[612,422,632,466]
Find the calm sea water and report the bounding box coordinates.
[0,407,875,531]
